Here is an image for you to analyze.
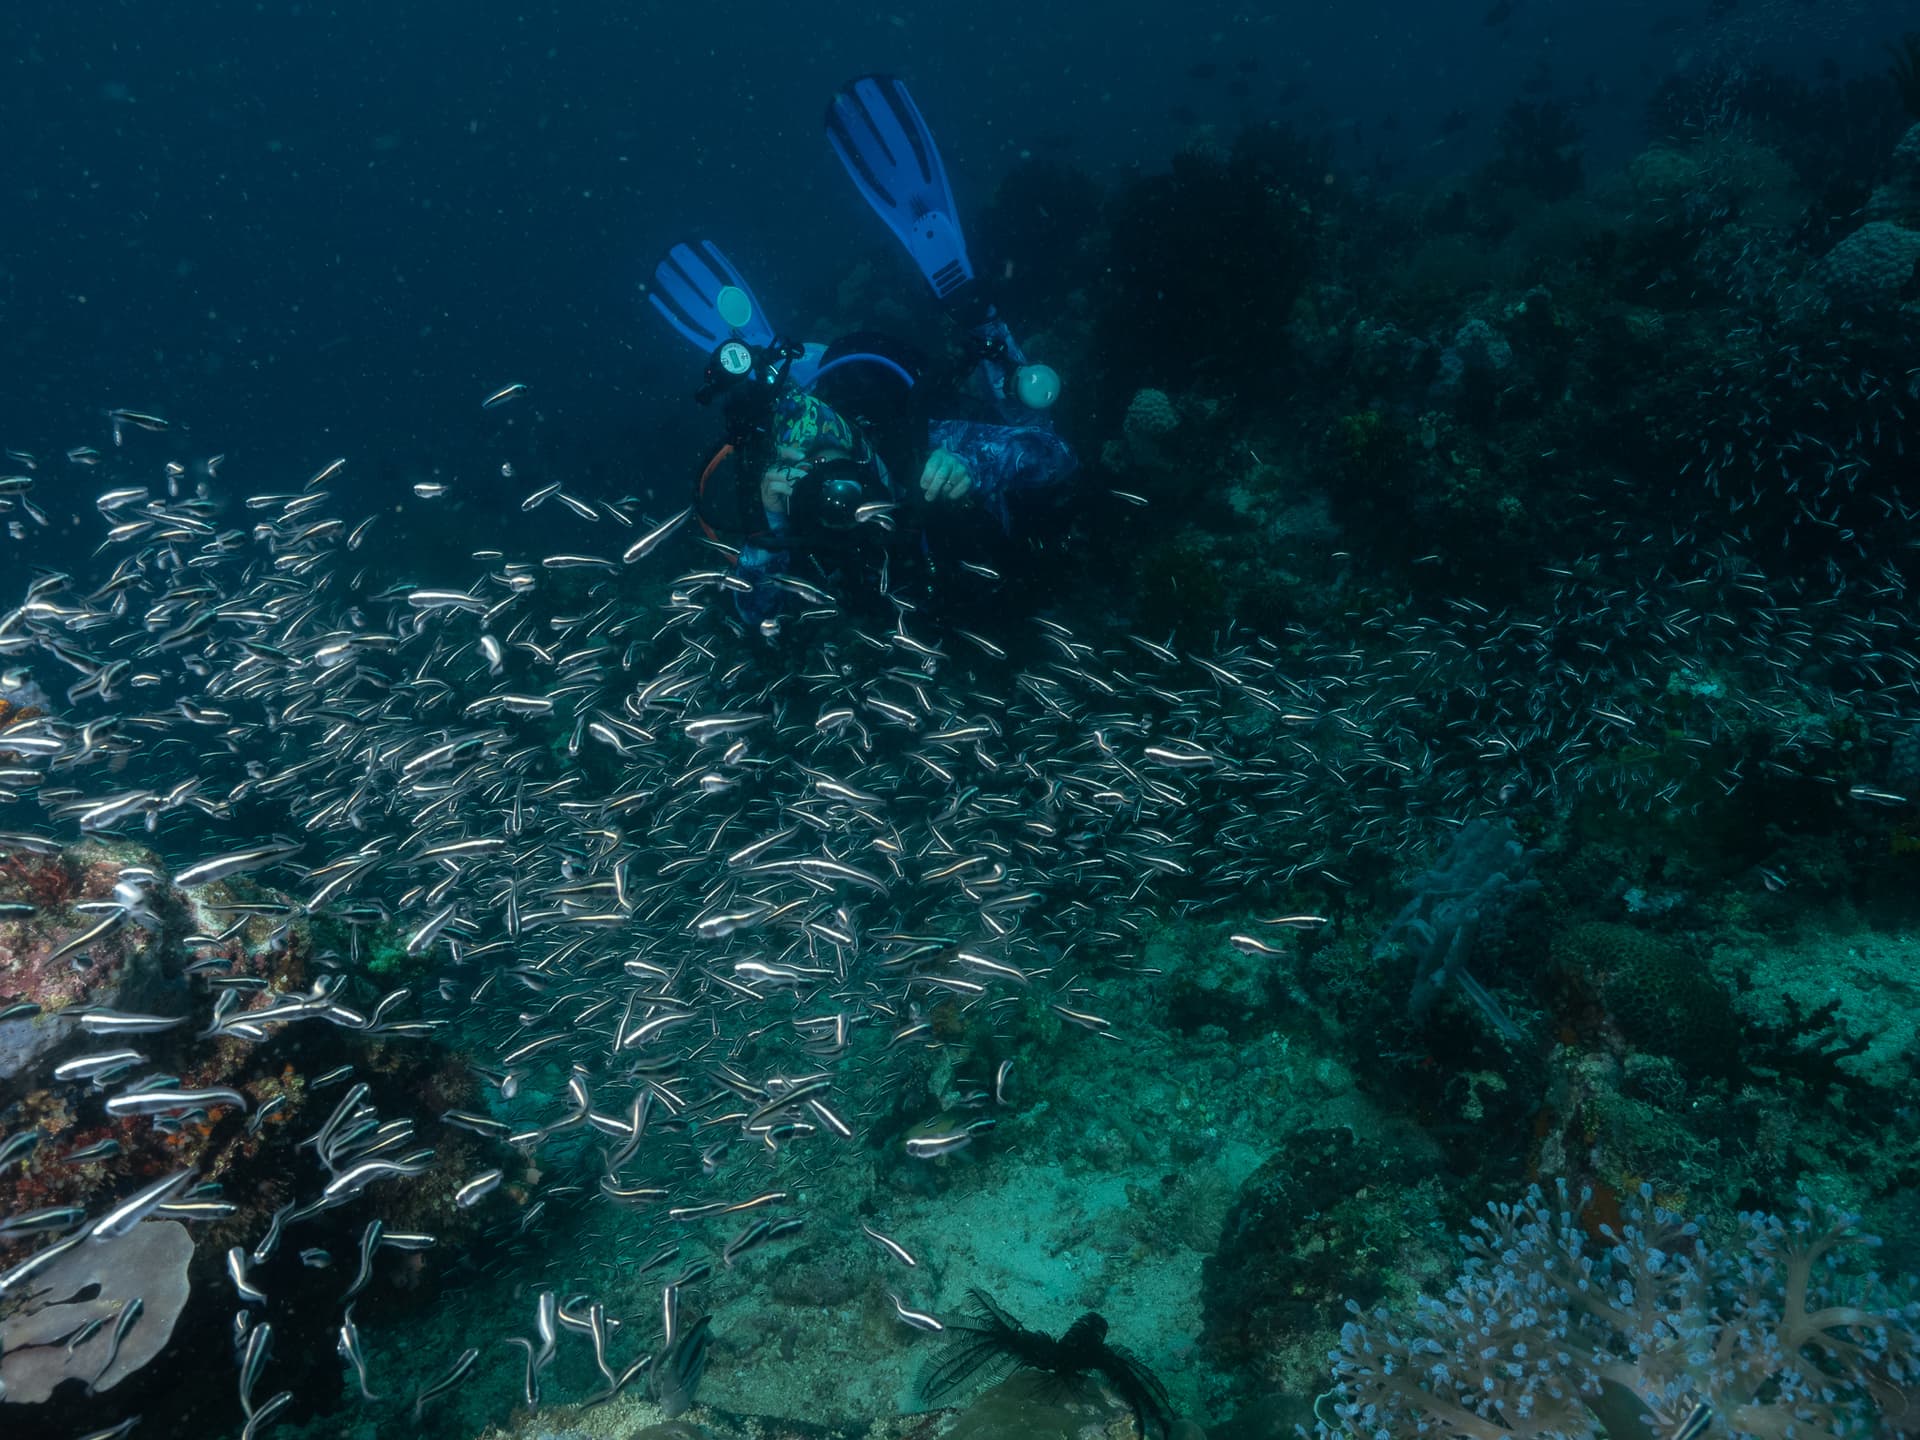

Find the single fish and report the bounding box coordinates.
[338,1303,383,1400]
[412,1345,480,1421]
[173,838,303,888]
[888,1290,944,1331]
[89,1168,197,1241]
[623,507,691,564]
[454,1169,503,1208]
[106,1087,249,1117]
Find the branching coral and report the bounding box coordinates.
[1324,1182,1920,1440]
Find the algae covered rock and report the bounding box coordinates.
[1202,1124,1444,1382]
[0,842,175,1086]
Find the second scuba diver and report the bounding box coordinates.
[705,332,1076,633]
[650,76,1077,637]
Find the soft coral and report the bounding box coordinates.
[1324,1182,1920,1439]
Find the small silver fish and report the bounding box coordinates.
[89,1168,198,1241]
[1229,933,1286,956]
[173,838,303,889]
[75,1007,185,1036]
[622,507,691,564]
[454,1169,503,1208]
[338,1303,382,1400]
[106,1087,248,1117]
[227,1244,268,1305]
[412,1345,480,1421]
[888,1291,944,1331]
[107,408,171,433]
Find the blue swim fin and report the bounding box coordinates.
[825,75,974,300]
[648,242,777,353]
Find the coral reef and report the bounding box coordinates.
[1865,122,1920,224]
[0,847,501,1431]
[974,158,1104,321]
[1093,129,1324,407]
[8,40,1920,1440]
[0,1220,193,1403]
[1375,821,1541,1040]
[1551,922,1740,1075]
[1202,1126,1446,1387]
[1821,219,1920,311]
[1104,387,1182,476]
[1490,101,1585,201]
[0,843,177,1086]
[1326,1183,1920,1440]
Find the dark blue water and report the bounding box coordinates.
[2,0,1904,481]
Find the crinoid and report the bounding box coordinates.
[1891,32,1920,119]
[919,1290,1173,1439]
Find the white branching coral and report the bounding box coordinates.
[1324,1183,1920,1440]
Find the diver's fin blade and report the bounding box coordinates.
[648,241,777,352]
[825,75,974,299]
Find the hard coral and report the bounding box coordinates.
[0,851,79,911]
[1124,388,1179,445]
[0,1220,193,1403]
[1821,220,1920,312]
[1,847,174,1086]
[1552,922,1738,1075]
[1866,124,1920,227]
[1326,1182,1920,1440]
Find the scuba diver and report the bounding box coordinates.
[648,75,1076,637]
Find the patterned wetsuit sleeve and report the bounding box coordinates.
[732,525,791,626]
[927,420,1078,531]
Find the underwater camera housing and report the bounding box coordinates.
[785,456,873,534]
[692,337,880,543]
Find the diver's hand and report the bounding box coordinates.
[919,448,972,503]
[761,444,807,515]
